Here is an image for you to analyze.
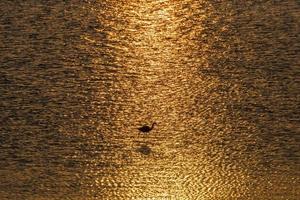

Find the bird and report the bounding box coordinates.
[138,122,157,133]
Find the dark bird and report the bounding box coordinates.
[138,122,157,133]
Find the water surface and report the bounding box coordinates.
[0,0,299,199]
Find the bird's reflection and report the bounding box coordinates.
[137,145,151,155]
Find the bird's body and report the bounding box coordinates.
[138,122,157,133]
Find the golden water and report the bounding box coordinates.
[0,1,299,199]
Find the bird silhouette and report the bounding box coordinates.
[138,122,157,133]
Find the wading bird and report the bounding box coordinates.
[138,122,157,133]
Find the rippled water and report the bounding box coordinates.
[0,1,299,199]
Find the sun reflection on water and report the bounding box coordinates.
[78,0,247,199]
